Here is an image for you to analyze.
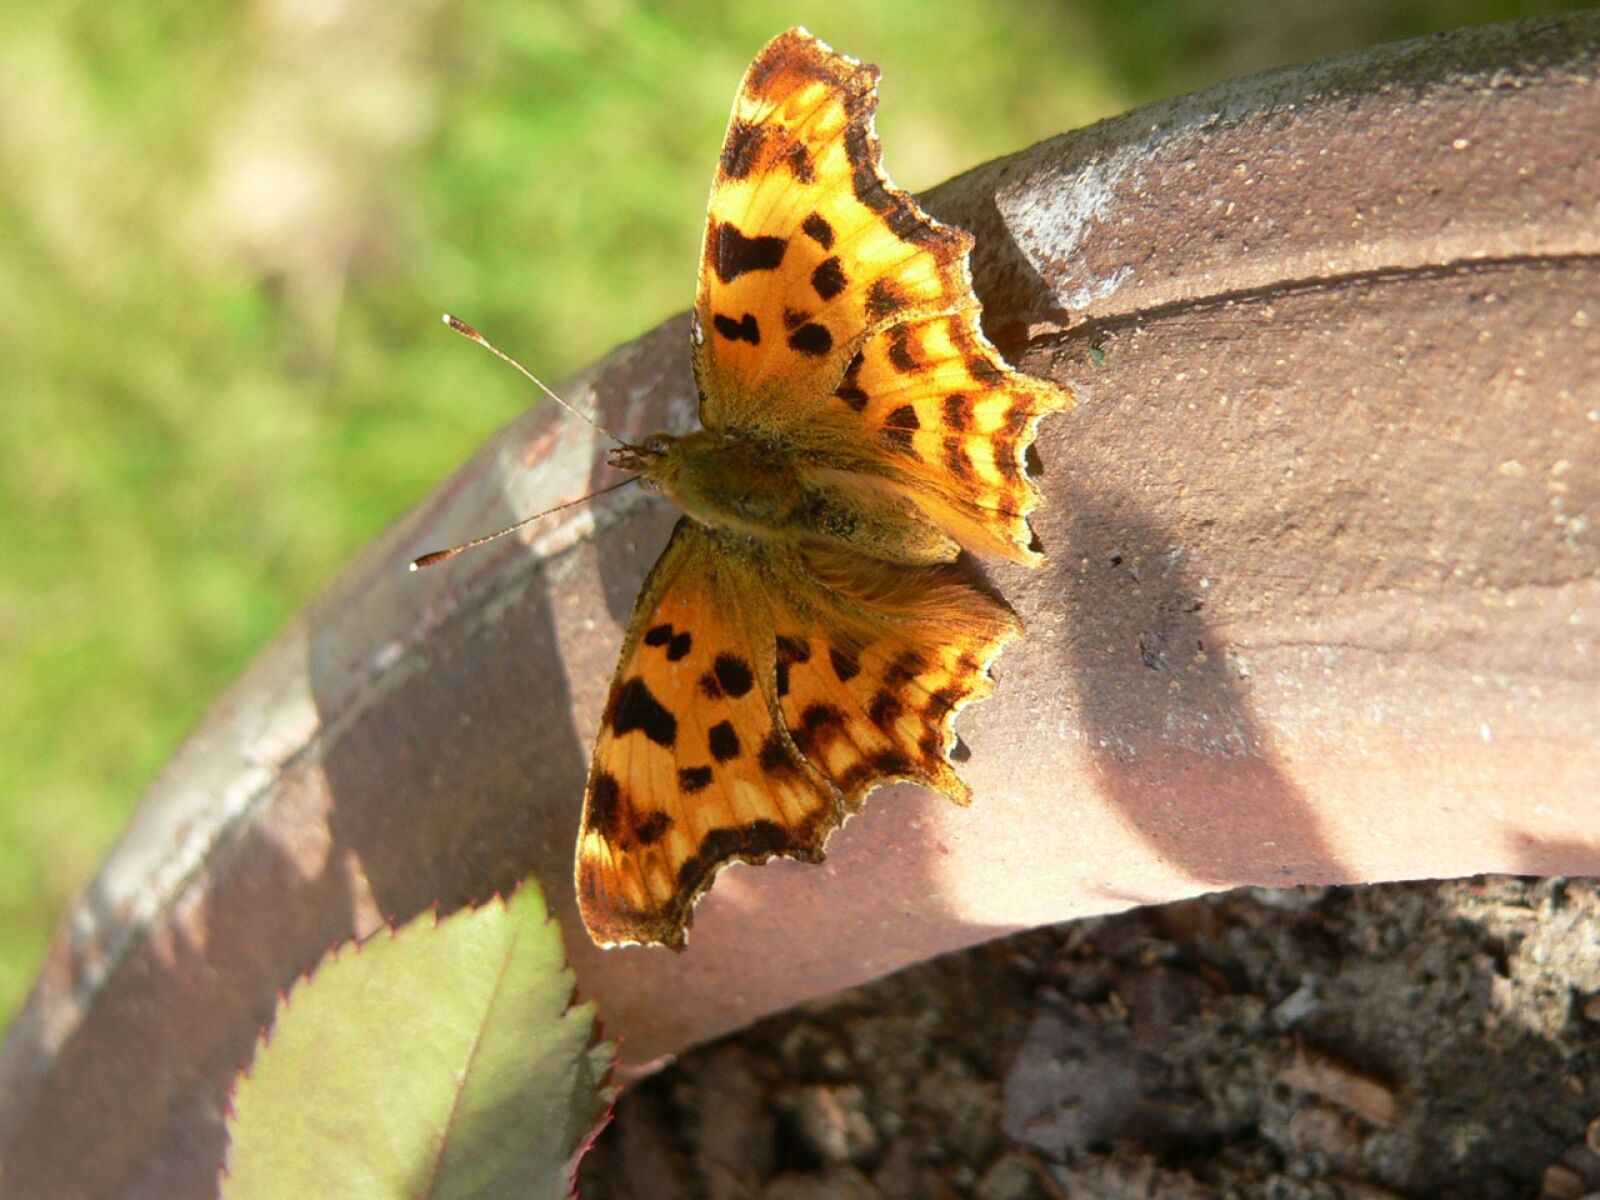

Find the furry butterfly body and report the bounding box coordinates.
[575,28,1069,948]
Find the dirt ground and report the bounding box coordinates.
[577,877,1600,1199]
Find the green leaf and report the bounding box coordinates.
[223,884,615,1200]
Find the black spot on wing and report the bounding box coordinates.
[811,257,847,301]
[788,323,833,357]
[837,762,873,793]
[942,393,972,431]
[872,750,914,775]
[829,647,861,682]
[636,811,673,846]
[880,423,917,456]
[709,720,741,762]
[713,653,754,698]
[785,141,815,182]
[643,623,673,646]
[880,404,920,459]
[926,685,963,720]
[944,436,973,480]
[776,635,812,664]
[758,730,799,775]
[611,678,677,748]
[886,404,920,431]
[677,766,713,795]
[774,639,809,700]
[710,222,786,283]
[868,690,903,731]
[801,703,846,737]
[886,325,920,373]
[948,319,1006,385]
[866,279,906,321]
[698,671,723,700]
[885,651,928,688]
[588,771,624,841]
[967,354,1005,386]
[666,631,693,661]
[721,121,765,179]
[714,312,761,345]
[835,352,868,411]
[802,212,835,249]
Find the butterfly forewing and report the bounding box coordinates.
[693,28,972,435]
[806,310,1063,564]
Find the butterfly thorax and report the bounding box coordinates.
[618,429,959,565]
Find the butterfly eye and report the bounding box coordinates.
[643,433,675,457]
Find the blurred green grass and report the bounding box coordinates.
[0,0,1585,1028]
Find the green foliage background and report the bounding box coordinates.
[0,0,1584,1027]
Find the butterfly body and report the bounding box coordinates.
[614,430,961,565]
[575,29,1070,949]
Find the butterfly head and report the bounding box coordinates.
[608,432,680,490]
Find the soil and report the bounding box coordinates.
[577,877,1600,1199]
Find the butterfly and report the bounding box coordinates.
[574,28,1069,949]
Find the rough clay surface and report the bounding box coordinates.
[581,877,1600,1199]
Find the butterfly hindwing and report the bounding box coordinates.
[769,545,1021,810]
[576,519,840,948]
[577,524,1020,948]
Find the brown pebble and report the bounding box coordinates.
[1278,1045,1397,1127]
[1542,1162,1586,1199]
[1587,1114,1600,1158]
[782,1084,878,1165]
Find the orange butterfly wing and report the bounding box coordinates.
[692,28,972,435]
[804,310,1063,564]
[694,27,1064,564]
[574,523,1019,948]
[575,520,839,948]
[765,544,1020,810]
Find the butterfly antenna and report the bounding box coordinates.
[409,475,640,571]
[442,314,625,446]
